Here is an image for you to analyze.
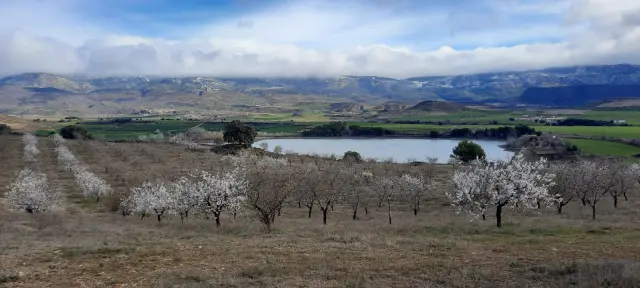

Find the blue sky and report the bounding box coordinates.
[0,0,638,77]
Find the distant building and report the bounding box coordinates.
[614,120,627,124]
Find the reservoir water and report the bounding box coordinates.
[253,138,514,163]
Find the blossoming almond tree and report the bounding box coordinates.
[194,165,248,227]
[22,133,40,162]
[449,153,556,227]
[128,180,173,222]
[73,167,113,202]
[398,173,433,216]
[7,168,64,213]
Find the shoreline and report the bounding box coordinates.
[256,134,512,142]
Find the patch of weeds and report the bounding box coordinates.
[61,246,133,258]
[154,273,217,288]
[586,228,609,235]
[0,270,19,284]
[345,273,369,288]
[528,228,558,236]
[529,260,640,287]
[322,233,363,244]
[421,226,453,235]
[236,264,284,280]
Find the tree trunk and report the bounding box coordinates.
[330,202,334,211]
[277,206,282,216]
[496,204,503,228]
[364,206,368,215]
[180,215,184,224]
[307,204,313,218]
[157,214,162,222]
[387,202,392,225]
[581,198,586,206]
[623,192,628,201]
[233,212,237,221]
[263,214,272,232]
[557,205,563,214]
[322,208,328,225]
[298,200,301,208]
[352,202,359,220]
[481,213,486,221]
[591,205,596,220]
[536,200,541,210]
[96,197,100,203]
[613,196,618,208]
[412,207,418,216]
[215,215,221,227]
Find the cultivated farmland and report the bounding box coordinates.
[1,135,640,287]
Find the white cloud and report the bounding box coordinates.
[0,0,639,78]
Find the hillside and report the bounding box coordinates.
[328,102,366,113]
[407,100,466,112]
[519,85,640,107]
[593,98,640,109]
[2,64,640,114]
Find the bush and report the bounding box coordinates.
[59,125,91,140]
[451,140,486,163]
[0,124,11,134]
[343,151,362,162]
[223,121,257,148]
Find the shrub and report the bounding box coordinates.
[343,151,362,162]
[223,121,257,148]
[451,140,486,163]
[0,124,11,134]
[59,125,91,140]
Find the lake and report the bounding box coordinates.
[253,138,514,163]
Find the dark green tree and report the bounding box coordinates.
[451,140,486,163]
[343,151,362,162]
[59,125,91,140]
[223,120,257,148]
[0,124,11,134]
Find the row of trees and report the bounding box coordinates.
[450,154,640,227]
[120,165,247,226]
[6,134,64,213]
[118,152,438,230]
[53,134,113,202]
[550,160,639,217]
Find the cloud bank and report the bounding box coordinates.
[0,0,639,78]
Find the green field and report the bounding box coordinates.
[386,110,521,123]
[385,109,640,126]
[534,125,640,139]
[566,139,640,157]
[582,110,640,125]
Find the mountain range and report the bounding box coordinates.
[2,64,640,115]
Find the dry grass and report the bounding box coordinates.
[0,115,57,132]
[1,135,640,287]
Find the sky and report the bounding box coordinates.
[0,0,639,78]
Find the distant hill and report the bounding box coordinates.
[3,64,640,114]
[519,85,640,107]
[328,102,366,113]
[593,98,640,109]
[407,100,466,112]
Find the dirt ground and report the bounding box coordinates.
[1,135,640,288]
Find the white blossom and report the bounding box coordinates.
[6,168,64,213]
[448,153,556,227]
[22,133,39,162]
